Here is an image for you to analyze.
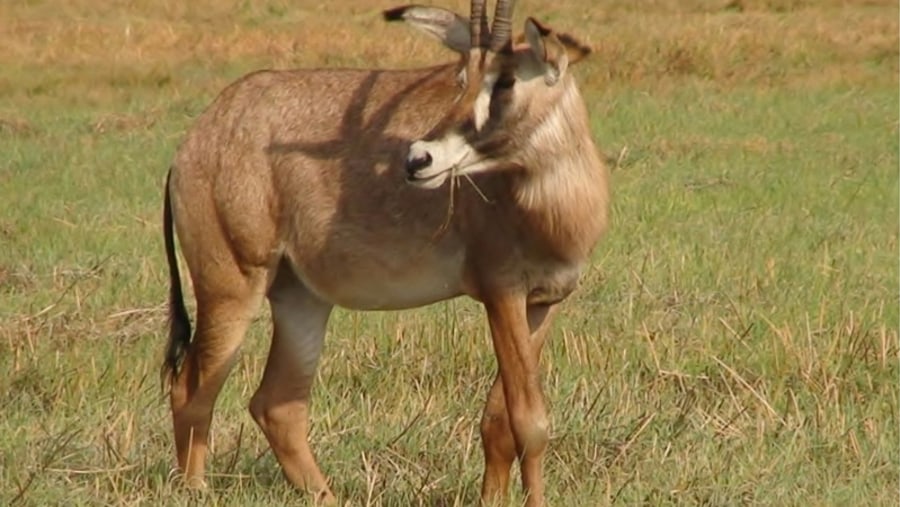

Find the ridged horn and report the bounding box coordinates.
[470,0,488,49]
[489,0,515,52]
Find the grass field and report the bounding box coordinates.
[1,0,898,505]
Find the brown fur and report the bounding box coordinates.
[162,7,609,507]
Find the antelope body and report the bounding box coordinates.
[162,2,608,505]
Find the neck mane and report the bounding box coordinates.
[511,78,609,262]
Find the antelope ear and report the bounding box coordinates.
[524,17,592,85]
[384,5,471,54]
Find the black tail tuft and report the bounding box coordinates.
[161,168,192,390]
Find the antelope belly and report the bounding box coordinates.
[296,257,465,311]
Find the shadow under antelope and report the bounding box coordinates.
[161,1,609,505]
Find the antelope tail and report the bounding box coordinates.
[161,168,192,389]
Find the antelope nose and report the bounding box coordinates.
[405,152,432,177]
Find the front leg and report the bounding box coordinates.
[482,296,554,507]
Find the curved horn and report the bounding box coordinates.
[470,0,487,49]
[489,0,515,52]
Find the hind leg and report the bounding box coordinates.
[249,261,334,502]
[169,273,266,487]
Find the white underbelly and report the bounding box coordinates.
[296,254,465,311]
[335,269,462,310]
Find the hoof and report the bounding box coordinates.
[167,466,208,491]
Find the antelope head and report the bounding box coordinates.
[392,0,593,189]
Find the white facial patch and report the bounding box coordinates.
[406,133,473,189]
[473,72,498,131]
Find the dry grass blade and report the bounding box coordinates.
[712,355,786,427]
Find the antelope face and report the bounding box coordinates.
[405,18,591,189]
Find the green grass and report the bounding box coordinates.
[1,0,897,505]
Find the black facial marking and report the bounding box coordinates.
[494,73,516,90]
[459,69,519,156]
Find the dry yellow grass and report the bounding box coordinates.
[1,0,895,102]
[1,1,897,505]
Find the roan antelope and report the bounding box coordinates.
[161,1,609,505]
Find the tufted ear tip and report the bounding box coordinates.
[383,5,412,22]
[557,32,593,64]
[525,17,593,68]
[384,5,472,54]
